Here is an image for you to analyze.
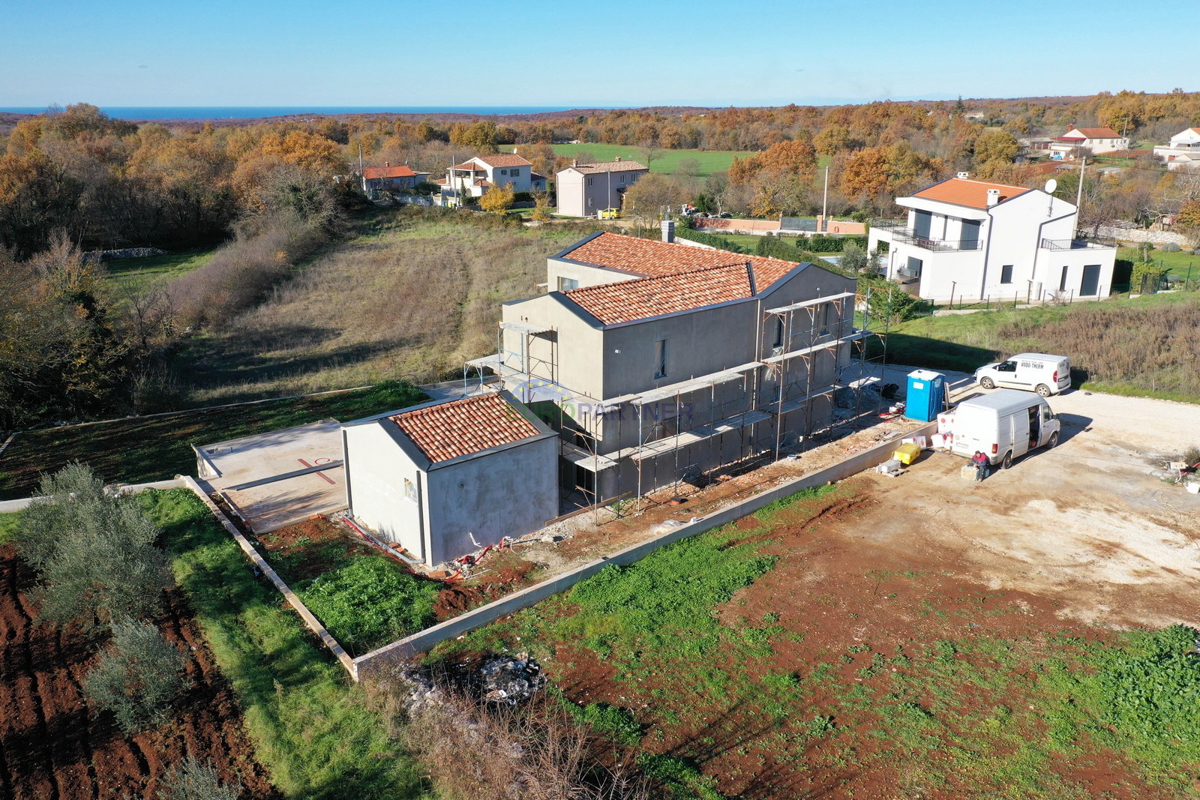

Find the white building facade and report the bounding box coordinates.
[555,159,649,217]
[437,153,547,206]
[1153,127,1200,171]
[1049,125,1129,160]
[868,177,1117,304]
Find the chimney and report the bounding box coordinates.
[1067,124,1075,132]
[986,188,1000,207]
[956,171,969,180]
[572,159,578,168]
[385,161,390,167]
[661,219,675,243]
[615,156,621,162]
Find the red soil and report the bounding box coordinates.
[0,544,279,799]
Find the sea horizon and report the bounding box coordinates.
[0,105,630,120]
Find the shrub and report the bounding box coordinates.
[298,557,440,652]
[672,227,749,253]
[83,618,190,734]
[18,463,170,627]
[755,235,796,260]
[156,757,243,800]
[1161,242,1182,253]
[805,234,868,252]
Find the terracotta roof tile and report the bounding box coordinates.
[1060,126,1122,139]
[451,161,485,171]
[562,232,796,284]
[912,178,1032,209]
[363,165,418,179]
[476,153,532,168]
[389,393,540,464]
[564,263,756,324]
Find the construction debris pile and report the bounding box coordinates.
[399,653,546,713]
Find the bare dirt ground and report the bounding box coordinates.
[0,545,278,800]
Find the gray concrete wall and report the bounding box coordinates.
[343,422,427,561]
[546,259,638,291]
[353,420,937,681]
[501,294,605,401]
[425,435,559,565]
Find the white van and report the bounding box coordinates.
[975,353,1071,397]
[949,390,1061,469]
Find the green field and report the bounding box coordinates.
[1118,246,1198,281]
[141,488,430,799]
[0,381,426,500]
[882,291,1200,403]
[103,249,217,298]
[539,144,754,176]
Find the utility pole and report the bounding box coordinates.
[358,142,365,193]
[822,165,829,232]
[1075,156,1086,237]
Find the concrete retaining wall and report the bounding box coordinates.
[353,421,937,681]
[1098,226,1190,247]
[179,476,357,678]
[0,478,183,514]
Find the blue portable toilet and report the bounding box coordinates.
[905,369,945,422]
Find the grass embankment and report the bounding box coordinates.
[173,209,600,404]
[0,381,426,500]
[141,488,430,799]
[104,249,218,299]
[883,291,1200,403]
[429,483,1200,797]
[0,512,18,543]
[1118,246,1198,281]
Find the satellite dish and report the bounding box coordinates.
[1045,178,1058,194]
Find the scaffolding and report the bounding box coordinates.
[463,288,892,518]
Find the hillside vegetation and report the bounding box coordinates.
[884,292,1200,402]
[174,209,601,404]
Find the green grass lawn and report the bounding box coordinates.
[0,381,426,500]
[103,249,217,299]
[538,144,755,177]
[1118,246,1199,281]
[140,488,430,799]
[0,512,18,544]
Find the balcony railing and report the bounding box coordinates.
[1040,238,1117,251]
[871,220,982,252]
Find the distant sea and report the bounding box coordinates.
[0,106,602,120]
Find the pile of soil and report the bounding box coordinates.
[0,544,278,799]
[433,558,538,620]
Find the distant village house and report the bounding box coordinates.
[436,152,547,206]
[555,158,649,217]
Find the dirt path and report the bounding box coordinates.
[0,545,278,799]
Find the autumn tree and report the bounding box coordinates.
[479,181,515,214]
[972,130,1019,175]
[623,173,692,222]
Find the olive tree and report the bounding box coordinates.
[18,463,170,627]
[83,618,190,734]
[156,757,242,800]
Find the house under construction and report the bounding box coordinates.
[467,227,882,508]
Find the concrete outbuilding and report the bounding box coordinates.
[341,391,559,566]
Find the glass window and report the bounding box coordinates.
[1000,265,1014,284]
[558,276,579,292]
[655,339,668,379]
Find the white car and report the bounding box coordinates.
[975,353,1071,397]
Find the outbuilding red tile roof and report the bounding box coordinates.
[389,393,540,464]
[363,165,417,179]
[1059,126,1121,139]
[564,263,757,325]
[911,178,1032,209]
[476,153,532,168]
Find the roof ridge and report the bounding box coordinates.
[563,260,752,296]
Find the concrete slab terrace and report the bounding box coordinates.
[195,420,347,533]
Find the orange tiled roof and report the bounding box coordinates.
[451,161,484,171]
[561,232,796,283]
[389,394,540,464]
[363,165,418,179]
[564,263,758,325]
[1061,126,1121,139]
[912,178,1032,209]
[476,153,532,168]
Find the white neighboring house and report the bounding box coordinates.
[1153,127,1200,171]
[867,176,1117,304]
[436,153,547,206]
[555,158,649,217]
[1049,125,1129,160]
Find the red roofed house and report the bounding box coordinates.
[1049,124,1129,160]
[867,175,1116,303]
[341,391,558,565]
[466,228,860,505]
[437,152,546,206]
[360,162,430,195]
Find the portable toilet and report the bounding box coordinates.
[905,369,945,422]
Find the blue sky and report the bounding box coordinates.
[0,0,1184,108]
